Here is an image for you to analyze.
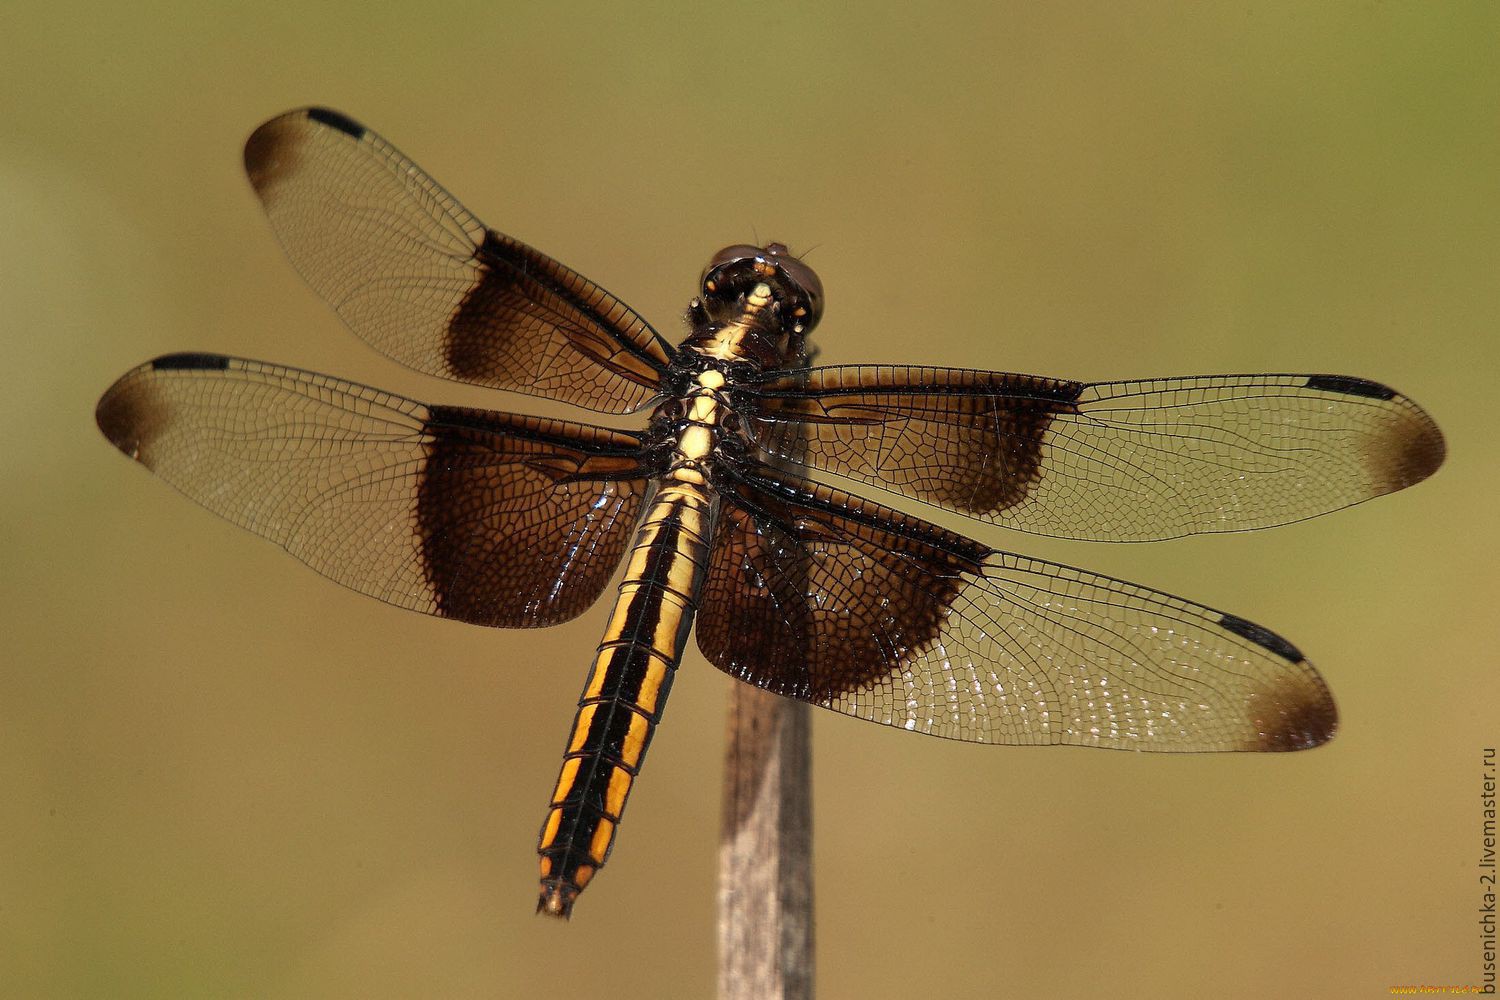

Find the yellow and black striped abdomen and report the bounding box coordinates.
[537,481,715,917]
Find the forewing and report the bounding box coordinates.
[243,107,674,413]
[696,464,1336,751]
[746,366,1444,540]
[96,354,651,628]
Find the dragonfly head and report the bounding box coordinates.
[687,243,824,367]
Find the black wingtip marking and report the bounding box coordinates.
[1219,613,1303,663]
[150,352,231,371]
[306,107,365,139]
[1306,374,1396,401]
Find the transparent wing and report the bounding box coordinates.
[244,107,674,413]
[697,463,1336,751]
[97,353,652,627]
[746,366,1444,540]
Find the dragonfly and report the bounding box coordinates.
[96,107,1446,918]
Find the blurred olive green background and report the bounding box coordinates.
[3,3,1495,998]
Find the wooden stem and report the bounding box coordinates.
[717,684,814,1000]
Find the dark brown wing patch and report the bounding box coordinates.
[700,470,987,702]
[748,366,1080,516]
[447,231,670,399]
[1247,676,1340,751]
[243,107,673,413]
[747,366,1444,540]
[97,354,650,628]
[695,464,1336,752]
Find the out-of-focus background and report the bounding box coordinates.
[3,4,1494,998]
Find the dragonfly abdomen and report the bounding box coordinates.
[536,478,716,917]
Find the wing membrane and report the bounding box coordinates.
[243,107,673,412]
[697,464,1336,751]
[746,366,1445,540]
[96,354,651,627]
